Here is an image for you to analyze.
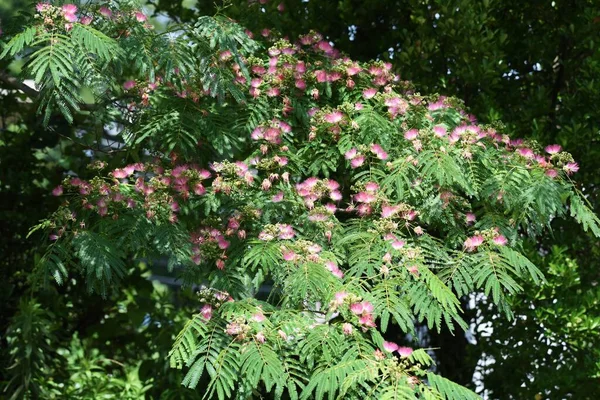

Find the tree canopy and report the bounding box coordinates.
[1,1,599,399]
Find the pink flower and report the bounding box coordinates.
[282,249,297,261]
[518,148,534,158]
[135,11,147,22]
[350,155,365,169]
[36,3,51,13]
[374,349,385,360]
[381,205,399,218]
[98,7,112,18]
[563,162,579,174]
[433,125,447,137]
[295,79,306,90]
[52,185,63,196]
[123,80,136,90]
[493,235,508,246]
[359,314,376,327]
[363,88,377,99]
[354,192,376,203]
[370,143,388,160]
[358,176,376,189]
[278,224,295,240]
[397,347,413,357]
[383,341,398,352]
[332,291,348,306]
[545,144,562,154]
[112,168,129,179]
[253,313,265,322]
[200,304,212,320]
[344,148,357,160]
[546,169,558,178]
[307,243,321,253]
[64,13,77,22]
[216,259,225,270]
[349,303,364,315]
[314,69,328,82]
[324,111,343,124]
[404,129,418,140]
[272,192,284,202]
[255,332,266,343]
[464,235,485,252]
[62,4,77,14]
[391,240,405,250]
[80,16,93,25]
[342,323,353,335]
[407,265,419,276]
[465,213,476,225]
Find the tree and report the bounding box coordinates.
[3,1,593,396]
[144,1,600,396]
[2,2,599,399]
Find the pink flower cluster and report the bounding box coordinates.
[258,224,295,241]
[349,301,376,328]
[382,341,414,358]
[324,261,344,279]
[251,119,292,145]
[296,177,342,208]
[463,229,508,252]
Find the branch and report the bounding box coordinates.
[0,70,38,98]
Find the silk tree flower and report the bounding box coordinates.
[381,205,400,218]
[350,155,365,168]
[307,243,322,253]
[493,235,508,246]
[563,162,579,174]
[545,144,562,154]
[465,213,476,225]
[62,4,77,13]
[324,111,343,124]
[383,341,399,352]
[392,240,405,250]
[433,125,447,137]
[278,224,295,240]
[363,88,377,99]
[370,143,388,160]
[51,185,63,196]
[344,148,357,160]
[253,313,265,322]
[346,64,362,76]
[80,16,92,25]
[546,169,558,178]
[272,192,284,202]
[36,2,51,13]
[517,148,534,158]
[123,80,136,90]
[359,314,376,327]
[364,181,379,192]
[342,323,353,335]
[404,129,418,140]
[464,235,485,252]
[397,346,413,358]
[98,6,112,18]
[332,291,348,307]
[200,304,212,320]
[349,302,363,315]
[282,249,297,261]
[354,192,376,203]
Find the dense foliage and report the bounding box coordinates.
[1,1,599,399]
